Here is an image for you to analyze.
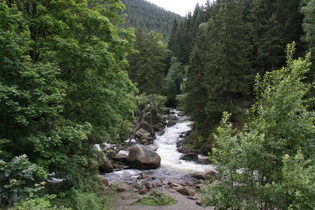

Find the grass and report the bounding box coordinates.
[136,190,176,206]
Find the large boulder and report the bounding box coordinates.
[126,145,161,169]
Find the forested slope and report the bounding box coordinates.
[121,0,182,37]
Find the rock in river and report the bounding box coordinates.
[126,145,161,169]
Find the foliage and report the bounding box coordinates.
[169,0,305,142]
[0,0,137,205]
[127,28,168,95]
[136,191,176,206]
[55,188,114,210]
[134,94,166,127]
[0,155,47,206]
[12,194,71,210]
[202,44,315,209]
[183,0,254,138]
[121,0,182,38]
[163,57,185,107]
[168,2,214,66]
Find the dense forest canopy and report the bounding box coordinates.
[1,0,315,209]
[121,0,183,37]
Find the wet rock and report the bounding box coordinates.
[168,179,175,184]
[138,185,149,195]
[177,111,185,116]
[139,121,155,136]
[180,153,199,162]
[126,145,161,169]
[192,170,217,180]
[170,183,182,188]
[153,122,166,132]
[137,173,150,180]
[167,119,177,127]
[156,130,165,136]
[98,177,109,187]
[112,163,123,171]
[155,182,163,187]
[176,187,196,196]
[117,183,130,192]
[141,181,151,189]
[99,156,113,173]
[135,128,154,145]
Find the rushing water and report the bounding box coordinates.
[155,110,214,174]
[103,110,214,185]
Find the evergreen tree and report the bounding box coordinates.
[121,0,182,38]
[302,0,315,73]
[183,24,210,133]
[184,0,254,136]
[127,29,167,95]
[163,57,185,107]
[202,44,315,209]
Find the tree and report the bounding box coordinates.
[0,0,137,193]
[302,0,315,76]
[120,0,182,38]
[183,0,254,137]
[182,24,210,133]
[127,28,167,95]
[202,44,315,209]
[163,57,185,107]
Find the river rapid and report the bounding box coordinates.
[102,110,215,186]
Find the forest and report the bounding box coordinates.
[120,0,182,37]
[0,0,315,209]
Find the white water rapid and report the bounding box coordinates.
[103,110,214,185]
[155,110,214,174]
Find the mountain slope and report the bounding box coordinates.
[121,0,182,37]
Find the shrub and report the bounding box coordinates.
[201,44,315,209]
[0,155,47,206]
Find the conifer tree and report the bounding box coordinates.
[204,0,253,127]
[127,29,167,95]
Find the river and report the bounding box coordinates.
[102,110,215,186]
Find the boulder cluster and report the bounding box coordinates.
[96,109,182,172]
[93,109,220,206]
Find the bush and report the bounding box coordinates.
[52,188,115,210]
[0,155,47,206]
[13,194,70,210]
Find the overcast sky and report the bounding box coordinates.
[146,0,211,16]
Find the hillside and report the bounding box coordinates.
[121,0,183,37]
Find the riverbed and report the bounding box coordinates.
[102,110,214,186]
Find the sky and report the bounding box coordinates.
[146,0,211,16]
